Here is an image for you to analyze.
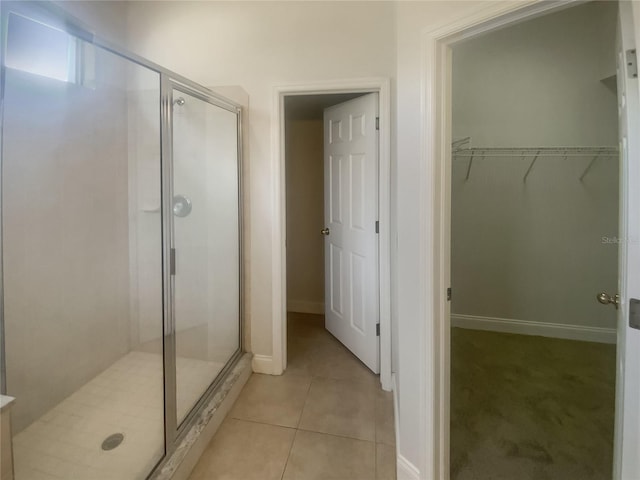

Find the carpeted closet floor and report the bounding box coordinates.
[450,328,616,480]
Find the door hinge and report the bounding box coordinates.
[447,287,452,301]
[170,248,176,275]
[375,117,380,131]
[376,323,380,336]
[375,220,379,234]
[630,298,640,329]
[627,49,638,79]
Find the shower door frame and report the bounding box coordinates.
[160,74,246,445]
[0,2,246,477]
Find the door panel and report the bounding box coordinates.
[330,243,344,316]
[324,93,379,373]
[171,87,240,426]
[330,155,343,224]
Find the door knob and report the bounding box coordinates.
[597,292,620,309]
[321,228,330,236]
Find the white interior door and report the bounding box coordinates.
[323,93,379,373]
[614,4,640,479]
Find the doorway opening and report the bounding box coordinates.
[283,91,380,376]
[260,90,396,476]
[271,80,392,392]
[448,1,621,479]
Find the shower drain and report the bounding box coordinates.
[101,433,124,451]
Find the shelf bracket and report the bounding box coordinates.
[465,152,475,181]
[523,150,541,183]
[579,153,600,182]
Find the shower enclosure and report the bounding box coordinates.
[0,2,243,479]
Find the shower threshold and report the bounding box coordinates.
[12,351,224,480]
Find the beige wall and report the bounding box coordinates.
[124,0,397,363]
[285,119,325,311]
[394,2,504,470]
[450,1,619,331]
[53,0,129,44]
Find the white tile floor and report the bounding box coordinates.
[13,351,223,480]
[187,313,397,480]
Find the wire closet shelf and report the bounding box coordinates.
[452,137,619,182]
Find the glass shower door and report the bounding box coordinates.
[170,86,241,425]
[1,5,166,479]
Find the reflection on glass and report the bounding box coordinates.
[172,90,241,425]
[6,12,78,83]
[3,12,165,480]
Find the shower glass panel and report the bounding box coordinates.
[2,8,165,480]
[171,87,241,425]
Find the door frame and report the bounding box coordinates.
[271,78,392,390]
[422,0,638,478]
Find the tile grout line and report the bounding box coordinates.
[280,367,314,480]
[280,424,301,480]
[298,373,315,425]
[374,391,379,445]
[295,375,316,430]
[296,426,376,444]
[228,416,298,431]
[374,437,378,480]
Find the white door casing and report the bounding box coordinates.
[614,3,640,479]
[420,1,640,479]
[323,93,380,373]
[271,79,391,390]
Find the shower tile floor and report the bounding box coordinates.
[12,351,224,480]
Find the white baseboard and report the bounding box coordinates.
[397,454,421,480]
[251,354,274,374]
[392,374,421,480]
[287,299,325,315]
[451,314,616,344]
[391,373,400,457]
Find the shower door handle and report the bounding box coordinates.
[170,248,176,275]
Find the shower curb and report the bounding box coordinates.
[151,353,252,480]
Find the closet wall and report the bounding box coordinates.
[451,1,619,339]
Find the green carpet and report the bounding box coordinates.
[451,328,616,480]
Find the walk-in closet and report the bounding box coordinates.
[450,2,619,478]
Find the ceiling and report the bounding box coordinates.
[284,93,366,121]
